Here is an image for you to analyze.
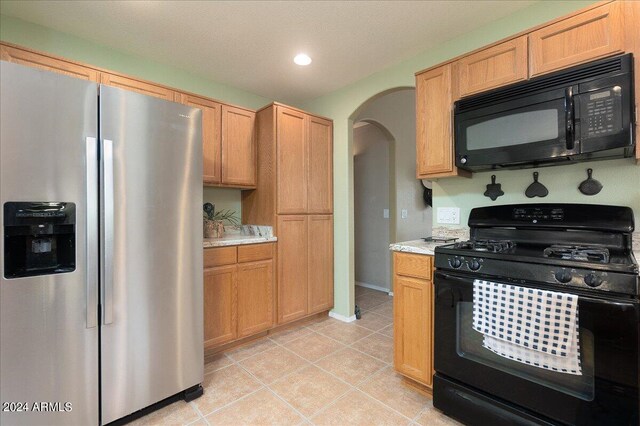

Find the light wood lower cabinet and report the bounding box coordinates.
[277,214,334,324]
[308,215,334,314]
[393,252,434,388]
[277,215,309,323]
[237,260,274,337]
[203,264,237,348]
[203,243,274,350]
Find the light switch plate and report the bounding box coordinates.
[383,209,390,219]
[401,209,408,219]
[437,207,460,224]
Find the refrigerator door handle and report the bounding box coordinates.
[86,137,98,329]
[101,139,114,325]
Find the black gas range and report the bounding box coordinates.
[432,204,639,426]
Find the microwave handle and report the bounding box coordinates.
[565,87,575,150]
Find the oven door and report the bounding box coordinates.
[454,87,577,171]
[434,270,639,426]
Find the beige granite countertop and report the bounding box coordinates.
[389,239,442,255]
[203,235,277,248]
[202,224,276,248]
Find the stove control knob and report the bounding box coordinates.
[469,259,482,271]
[450,257,462,269]
[584,273,602,288]
[554,270,572,283]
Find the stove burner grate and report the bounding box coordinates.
[543,245,610,263]
[453,239,515,253]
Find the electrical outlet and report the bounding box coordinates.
[437,207,460,224]
[401,209,408,219]
[383,209,390,219]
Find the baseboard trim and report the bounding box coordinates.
[356,281,392,295]
[329,311,356,323]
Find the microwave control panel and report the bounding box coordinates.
[580,87,623,139]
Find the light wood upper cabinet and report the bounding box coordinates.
[277,215,309,323]
[457,36,528,97]
[277,107,308,214]
[181,95,222,184]
[203,264,237,348]
[393,252,434,388]
[222,105,256,187]
[1,44,99,81]
[308,215,334,314]
[101,73,175,101]
[237,259,274,337]
[529,2,624,77]
[307,117,333,214]
[416,64,465,179]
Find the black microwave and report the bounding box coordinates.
[454,54,635,171]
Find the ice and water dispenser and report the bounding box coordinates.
[3,202,76,278]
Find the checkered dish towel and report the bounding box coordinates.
[472,280,582,375]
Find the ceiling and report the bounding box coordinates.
[0,0,537,104]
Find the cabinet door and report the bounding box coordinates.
[457,36,528,97]
[1,44,99,81]
[416,64,456,178]
[101,73,175,101]
[277,107,308,214]
[529,2,624,77]
[237,260,274,337]
[277,215,308,323]
[307,116,333,214]
[308,215,333,314]
[203,265,237,348]
[181,95,222,184]
[393,274,433,387]
[222,105,256,187]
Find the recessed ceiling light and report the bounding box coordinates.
[294,53,312,66]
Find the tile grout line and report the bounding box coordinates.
[356,387,417,424]
[200,313,402,424]
[188,401,210,426]
[198,383,266,419]
[232,350,314,424]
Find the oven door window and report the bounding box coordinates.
[456,301,595,401]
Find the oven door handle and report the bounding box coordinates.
[435,272,469,306]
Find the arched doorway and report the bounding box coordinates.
[347,87,430,331]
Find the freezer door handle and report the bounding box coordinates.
[86,137,99,329]
[101,139,114,325]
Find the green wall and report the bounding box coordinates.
[300,0,605,318]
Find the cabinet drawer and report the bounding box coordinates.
[237,243,274,263]
[394,252,432,280]
[204,246,237,268]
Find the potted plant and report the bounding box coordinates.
[203,203,240,238]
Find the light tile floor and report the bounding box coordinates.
[129,286,461,425]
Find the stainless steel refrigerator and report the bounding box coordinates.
[0,61,204,425]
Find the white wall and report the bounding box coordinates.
[354,124,391,290]
[354,88,431,243]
